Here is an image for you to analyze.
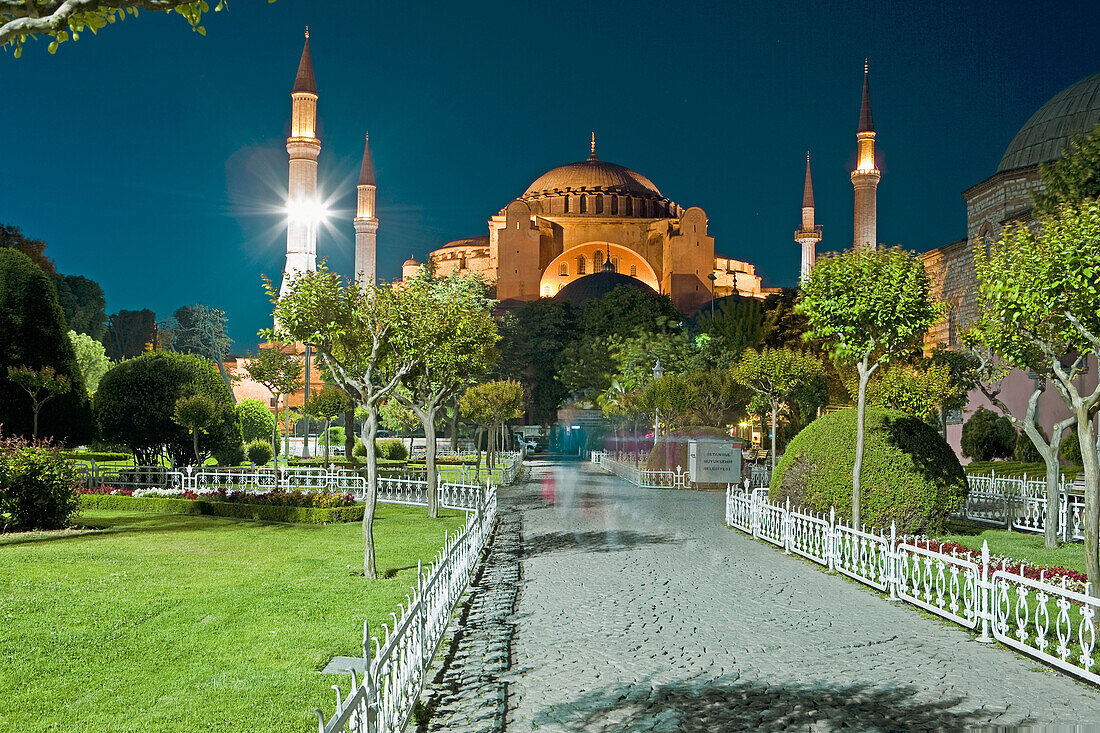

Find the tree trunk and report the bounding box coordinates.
[423,408,439,518]
[1027,420,1064,549]
[323,417,331,464]
[284,405,291,460]
[216,360,237,404]
[853,360,871,527]
[362,408,380,580]
[473,426,483,483]
[450,396,459,451]
[32,407,39,441]
[770,401,778,473]
[1073,409,1099,597]
[272,399,280,488]
[344,408,355,459]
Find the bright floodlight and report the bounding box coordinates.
[287,196,329,225]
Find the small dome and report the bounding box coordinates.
[553,271,654,307]
[402,255,420,267]
[523,156,663,198]
[998,71,1100,172]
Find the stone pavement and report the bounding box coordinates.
[421,457,1100,732]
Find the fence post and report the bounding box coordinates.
[418,559,428,667]
[888,521,898,600]
[783,497,791,554]
[828,506,836,572]
[976,540,993,643]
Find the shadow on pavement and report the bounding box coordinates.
[524,530,683,558]
[535,676,1007,732]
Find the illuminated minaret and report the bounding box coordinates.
[353,133,378,285]
[795,152,821,282]
[280,28,321,301]
[850,59,880,251]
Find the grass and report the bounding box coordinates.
[0,506,466,732]
[964,461,1082,480]
[934,520,1086,573]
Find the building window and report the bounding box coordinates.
[563,196,570,213]
[611,196,618,215]
[593,250,603,270]
[595,195,604,214]
[577,256,586,275]
[610,257,618,272]
[625,198,633,216]
[559,262,568,277]
[630,264,637,277]
[580,195,588,214]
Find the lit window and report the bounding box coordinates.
[559,262,568,277]
[578,256,586,275]
[594,250,603,269]
[630,264,637,277]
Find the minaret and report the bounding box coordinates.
[280,28,321,301]
[795,152,821,282]
[850,59,880,251]
[353,132,378,285]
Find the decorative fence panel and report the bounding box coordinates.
[725,488,1099,687]
[960,472,1086,543]
[599,453,689,489]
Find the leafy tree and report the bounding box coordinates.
[493,299,579,424]
[864,362,952,422]
[379,398,419,456]
[104,308,156,361]
[960,407,1016,461]
[798,247,945,525]
[53,274,106,340]
[391,271,498,517]
[0,223,53,274]
[972,201,1100,582]
[761,288,812,350]
[732,348,823,470]
[265,266,417,580]
[692,297,766,368]
[1034,123,1100,215]
[94,352,239,466]
[460,380,524,476]
[243,345,302,462]
[235,399,275,445]
[922,346,980,434]
[7,365,71,440]
[166,304,234,397]
[610,328,704,389]
[67,330,111,394]
[172,393,218,464]
[1,1,244,56]
[0,248,92,444]
[682,369,749,429]
[641,373,698,434]
[304,386,348,463]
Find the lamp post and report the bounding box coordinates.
[707,272,717,317]
[652,358,664,446]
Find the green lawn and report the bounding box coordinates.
[0,506,466,732]
[964,460,1082,480]
[934,520,1086,574]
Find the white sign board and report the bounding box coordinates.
[688,438,741,485]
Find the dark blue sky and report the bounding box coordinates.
[4,1,1098,351]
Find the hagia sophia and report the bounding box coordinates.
[232,31,1099,455]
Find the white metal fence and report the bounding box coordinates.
[961,471,1086,542]
[598,452,689,489]
[725,487,1099,686]
[316,487,498,733]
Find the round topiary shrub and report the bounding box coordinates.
[236,399,276,444]
[1061,435,1083,463]
[0,435,81,531]
[246,439,274,466]
[1014,428,1043,463]
[961,407,1016,461]
[353,440,367,459]
[769,407,968,533]
[376,438,408,461]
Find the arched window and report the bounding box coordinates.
[610,196,619,215]
[610,257,618,273]
[595,195,604,214]
[558,262,568,277]
[593,249,604,270]
[563,196,570,213]
[577,256,586,275]
[630,264,637,277]
[580,195,588,214]
[625,198,634,216]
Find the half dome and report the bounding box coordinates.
[523,156,662,198]
[998,71,1100,173]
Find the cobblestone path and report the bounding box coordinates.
[424,458,1100,732]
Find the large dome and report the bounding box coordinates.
[998,71,1100,172]
[523,154,663,198]
[553,271,654,306]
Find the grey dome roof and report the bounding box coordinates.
[553,271,653,306]
[523,156,662,198]
[998,72,1100,172]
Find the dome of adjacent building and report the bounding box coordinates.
[998,71,1100,172]
[402,255,420,267]
[552,270,654,307]
[523,155,663,198]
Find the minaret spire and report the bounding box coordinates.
[851,59,881,251]
[795,152,821,283]
[354,132,379,286]
[587,131,598,160]
[281,31,322,306]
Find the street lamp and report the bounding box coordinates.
[652,359,664,446]
[707,273,717,317]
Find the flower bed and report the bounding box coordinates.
[910,536,1089,593]
[80,486,356,508]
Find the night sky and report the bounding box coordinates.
[4,0,1098,351]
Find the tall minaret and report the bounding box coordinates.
[353,132,378,285]
[795,152,821,282]
[850,59,880,251]
[280,28,321,301]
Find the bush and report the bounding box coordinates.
[1014,430,1043,463]
[327,426,345,447]
[78,493,363,524]
[246,440,274,466]
[214,445,245,467]
[353,440,367,459]
[1061,436,1083,463]
[769,407,968,533]
[61,450,131,462]
[236,399,276,444]
[961,407,1016,461]
[376,438,408,461]
[0,435,81,531]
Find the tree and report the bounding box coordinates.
[67,330,111,394]
[1,1,242,56]
[732,348,824,471]
[304,386,348,464]
[864,362,953,422]
[265,265,417,580]
[692,297,766,368]
[460,381,524,477]
[391,271,498,517]
[235,398,275,445]
[798,247,945,526]
[243,345,302,463]
[493,299,579,424]
[1034,123,1100,216]
[53,274,107,340]
[104,308,156,361]
[172,393,218,464]
[379,398,420,456]
[682,369,749,429]
[0,223,53,274]
[94,352,239,465]
[761,288,813,350]
[7,365,71,440]
[641,373,698,434]
[610,328,704,389]
[167,304,235,398]
[972,201,1100,588]
[0,248,92,444]
[960,407,1017,461]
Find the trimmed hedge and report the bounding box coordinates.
[769,407,967,533]
[79,493,364,524]
[63,451,132,462]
